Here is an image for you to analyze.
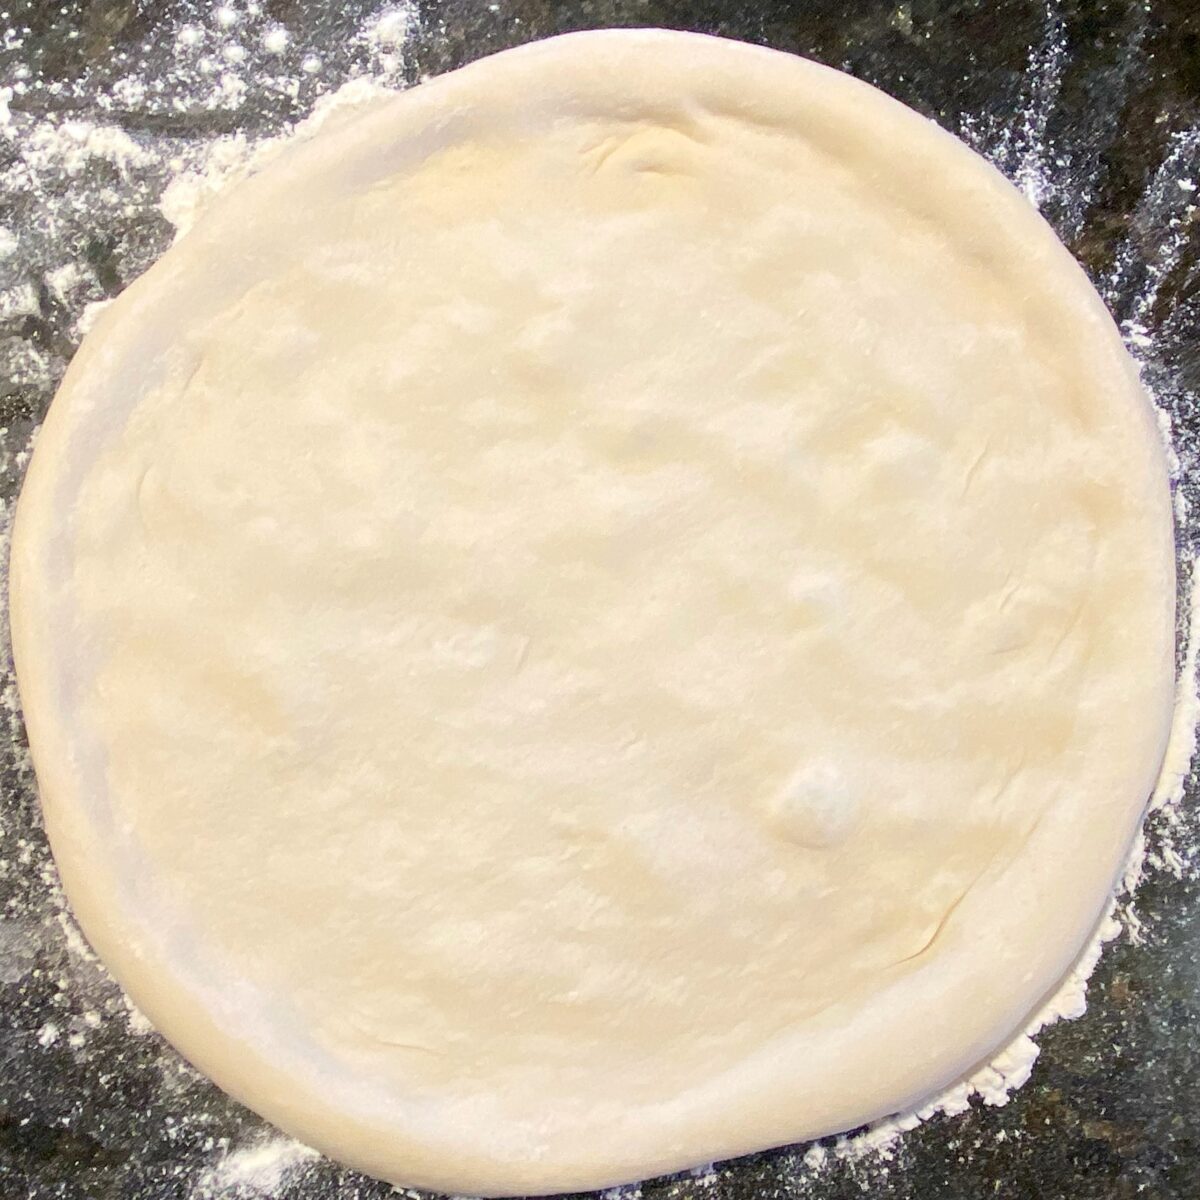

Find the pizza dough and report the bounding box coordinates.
[9,29,1176,1197]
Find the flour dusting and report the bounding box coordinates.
[192,1135,320,1199]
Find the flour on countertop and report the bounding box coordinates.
[0,0,1198,1196]
[191,1135,321,1199]
[0,0,420,388]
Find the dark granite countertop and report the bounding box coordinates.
[1,2,1198,1198]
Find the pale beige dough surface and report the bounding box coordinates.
[9,28,1176,1197]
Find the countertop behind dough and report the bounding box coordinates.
[0,1,1198,1198]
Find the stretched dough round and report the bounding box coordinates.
[10,29,1175,1197]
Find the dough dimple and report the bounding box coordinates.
[771,761,860,848]
[9,29,1174,1198]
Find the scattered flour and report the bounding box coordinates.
[369,6,414,47]
[0,916,40,983]
[20,120,150,178]
[192,1135,320,1198]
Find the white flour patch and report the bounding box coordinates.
[1107,125,1200,324]
[959,0,1151,244]
[1000,0,1068,210]
[368,6,414,48]
[958,0,1070,213]
[601,1185,644,1200]
[191,1135,320,1198]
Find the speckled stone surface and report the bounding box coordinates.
[0,2,1198,1198]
